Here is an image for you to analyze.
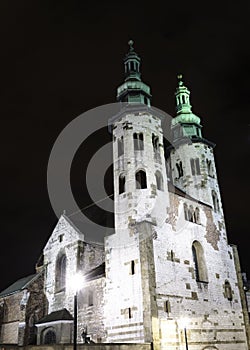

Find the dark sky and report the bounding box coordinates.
[1,1,250,292]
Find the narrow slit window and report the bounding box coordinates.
[152,134,159,152]
[225,281,233,301]
[155,171,163,191]
[192,241,208,283]
[88,290,93,306]
[195,158,201,175]
[118,137,124,157]
[190,158,195,175]
[119,174,126,194]
[184,203,188,220]
[131,260,135,275]
[176,161,183,178]
[212,190,219,212]
[164,300,171,314]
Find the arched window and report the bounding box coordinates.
[212,190,219,212]
[133,133,144,151]
[224,280,233,301]
[135,170,147,189]
[55,253,67,292]
[43,329,56,344]
[192,241,208,283]
[119,174,125,194]
[188,205,194,222]
[155,171,163,191]
[194,207,200,224]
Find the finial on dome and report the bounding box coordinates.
[177,74,183,86]
[128,39,134,51]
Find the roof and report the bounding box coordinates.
[85,262,105,281]
[0,273,39,298]
[36,308,73,324]
[168,181,212,208]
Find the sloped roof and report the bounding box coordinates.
[36,308,73,324]
[168,181,212,208]
[85,262,105,281]
[0,273,39,298]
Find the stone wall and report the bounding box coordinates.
[0,343,152,350]
[0,273,46,346]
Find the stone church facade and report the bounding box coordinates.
[0,42,249,350]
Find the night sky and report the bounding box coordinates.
[1,1,250,292]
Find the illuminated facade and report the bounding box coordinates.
[0,42,249,349]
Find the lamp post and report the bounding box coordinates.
[69,273,84,350]
[183,325,188,350]
[73,292,77,350]
[179,318,189,350]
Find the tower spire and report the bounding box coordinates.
[171,75,202,141]
[116,40,151,106]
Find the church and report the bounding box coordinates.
[0,42,249,350]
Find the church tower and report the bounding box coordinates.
[167,75,222,212]
[104,43,249,350]
[105,41,170,344]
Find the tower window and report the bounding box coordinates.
[188,205,194,222]
[195,158,201,174]
[152,134,159,152]
[128,307,132,319]
[184,203,188,220]
[133,133,144,151]
[212,190,219,212]
[118,137,124,157]
[224,281,233,301]
[144,96,148,105]
[55,253,67,292]
[192,241,208,283]
[155,171,163,191]
[194,207,200,224]
[135,170,147,189]
[206,159,214,177]
[119,174,126,194]
[190,158,201,175]
[184,204,200,224]
[176,161,183,178]
[182,95,185,104]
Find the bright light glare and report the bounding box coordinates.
[68,273,85,292]
[179,317,189,328]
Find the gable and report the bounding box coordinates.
[43,214,85,254]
